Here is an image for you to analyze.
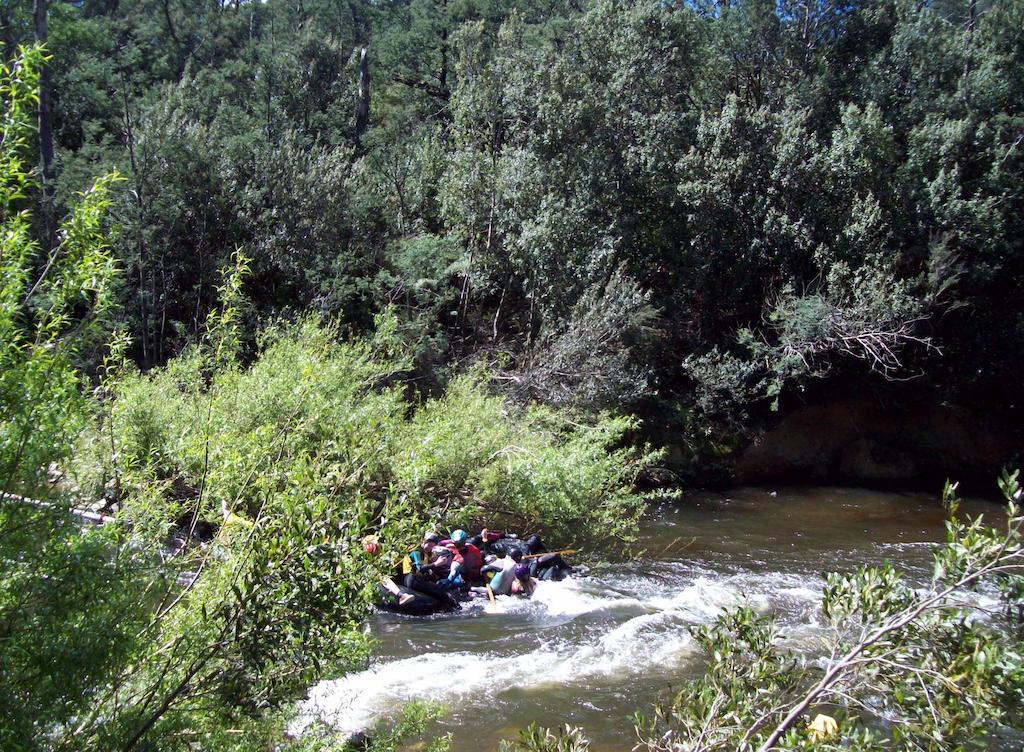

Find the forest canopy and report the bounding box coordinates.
[12,0,1019,445]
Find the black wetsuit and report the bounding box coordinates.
[400,551,460,607]
[494,536,530,558]
[404,572,456,603]
[524,535,571,581]
[530,553,571,580]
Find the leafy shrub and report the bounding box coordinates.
[392,375,659,545]
[0,46,152,752]
[0,507,151,751]
[80,303,658,553]
[287,701,451,752]
[0,45,118,496]
[499,724,590,752]
[510,269,660,411]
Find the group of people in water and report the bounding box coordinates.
[363,528,574,614]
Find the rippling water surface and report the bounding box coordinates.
[293,486,1001,750]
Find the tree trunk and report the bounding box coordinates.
[1,4,14,64]
[120,67,153,366]
[438,0,448,92]
[162,0,184,77]
[355,46,370,140]
[962,0,977,104]
[265,13,275,141]
[34,0,55,249]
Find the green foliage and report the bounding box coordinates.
[688,268,930,412]
[57,265,656,749]
[81,304,656,551]
[0,45,144,752]
[436,0,1023,414]
[362,701,451,752]
[635,607,804,752]
[0,507,151,752]
[683,347,764,425]
[511,269,661,411]
[28,0,1024,430]
[53,276,402,750]
[392,374,658,545]
[499,724,590,752]
[0,47,119,495]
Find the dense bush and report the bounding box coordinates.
[77,304,658,551]
[0,46,138,751]
[393,373,657,544]
[0,505,152,751]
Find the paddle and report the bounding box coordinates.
[484,583,504,614]
[521,549,578,559]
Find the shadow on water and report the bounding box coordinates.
[293,486,1005,751]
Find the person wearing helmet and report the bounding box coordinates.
[510,562,537,597]
[524,533,573,581]
[417,542,464,590]
[400,531,443,581]
[484,548,519,595]
[420,543,453,575]
[412,531,443,574]
[446,528,483,585]
[372,532,460,613]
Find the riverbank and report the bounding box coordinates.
[653,387,1022,494]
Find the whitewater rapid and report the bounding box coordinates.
[290,566,824,739]
[289,488,994,748]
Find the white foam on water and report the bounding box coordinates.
[644,575,754,616]
[516,577,644,617]
[291,574,773,738]
[290,650,518,737]
[776,586,821,602]
[291,627,696,738]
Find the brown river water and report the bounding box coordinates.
[292,486,1006,750]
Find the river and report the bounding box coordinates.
[292,486,1002,749]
